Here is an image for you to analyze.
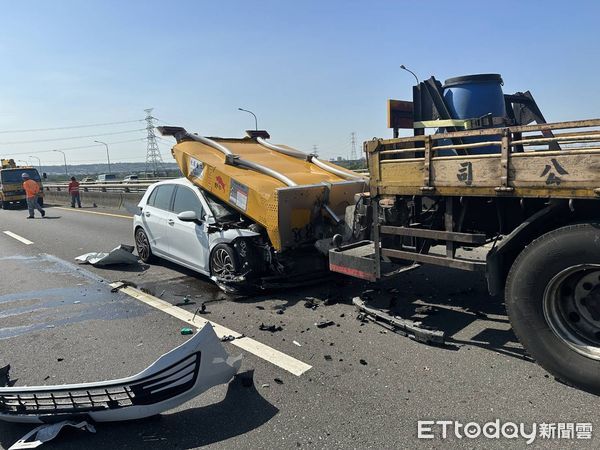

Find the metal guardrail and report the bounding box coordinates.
[44,182,157,193]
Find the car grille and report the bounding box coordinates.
[0,352,201,415]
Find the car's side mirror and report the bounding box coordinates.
[177,210,200,222]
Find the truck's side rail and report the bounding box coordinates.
[368,118,600,199]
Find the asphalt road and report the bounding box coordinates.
[0,203,598,449]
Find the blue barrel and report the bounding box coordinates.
[438,74,506,155]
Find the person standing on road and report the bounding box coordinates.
[22,172,45,219]
[68,176,81,208]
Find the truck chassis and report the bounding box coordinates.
[330,118,600,395]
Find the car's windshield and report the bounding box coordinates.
[201,190,240,222]
[102,174,117,180]
[1,169,41,183]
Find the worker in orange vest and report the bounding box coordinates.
[68,176,81,208]
[22,172,45,219]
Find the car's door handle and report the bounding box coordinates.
[168,219,174,225]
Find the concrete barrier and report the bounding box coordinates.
[43,190,144,210]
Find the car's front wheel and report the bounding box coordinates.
[210,244,240,279]
[135,227,155,263]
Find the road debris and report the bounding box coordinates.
[414,305,437,315]
[359,359,368,366]
[180,327,194,335]
[315,320,335,329]
[274,378,284,385]
[8,420,96,450]
[352,297,445,345]
[0,324,241,423]
[293,340,302,347]
[304,297,319,310]
[324,355,332,361]
[259,323,283,333]
[0,365,11,387]
[75,244,139,266]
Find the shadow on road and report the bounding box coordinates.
[0,371,278,449]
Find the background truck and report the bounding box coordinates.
[329,73,600,395]
[0,159,44,209]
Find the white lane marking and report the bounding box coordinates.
[3,231,34,245]
[111,283,312,376]
[53,207,132,219]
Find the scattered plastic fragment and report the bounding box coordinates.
[259,323,283,333]
[324,355,332,361]
[293,341,302,347]
[315,320,335,329]
[359,359,367,366]
[75,244,139,266]
[0,325,241,423]
[0,365,11,387]
[8,420,96,450]
[274,378,283,385]
[180,327,194,335]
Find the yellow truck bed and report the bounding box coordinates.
[159,127,367,251]
[368,118,600,199]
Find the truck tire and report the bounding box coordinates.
[505,223,600,394]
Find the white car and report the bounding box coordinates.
[133,178,262,287]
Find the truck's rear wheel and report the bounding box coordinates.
[506,223,600,394]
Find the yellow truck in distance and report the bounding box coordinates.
[0,159,44,209]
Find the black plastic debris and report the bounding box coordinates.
[316,320,335,329]
[221,335,236,342]
[304,297,319,310]
[274,378,284,385]
[0,365,11,387]
[324,355,332,361]
[259,323,283,333]
[359,359,368,366]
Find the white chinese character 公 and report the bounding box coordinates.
[576,423,592,439]
[539,423,557,439]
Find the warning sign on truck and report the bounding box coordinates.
[229,180,249,211]
[190,157,204,179]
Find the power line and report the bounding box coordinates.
[0,128,146,145]
[2,138,148,157]
[0,119,145,134]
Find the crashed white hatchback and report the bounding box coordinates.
[0,325,241,423]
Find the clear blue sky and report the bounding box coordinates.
[1,0,599,166]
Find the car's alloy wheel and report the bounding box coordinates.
[135,228,154,263]
[211,245,238,279]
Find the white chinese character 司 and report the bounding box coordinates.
[539,423,557,439]
[575,423,593,440]
[557,423,574,439]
